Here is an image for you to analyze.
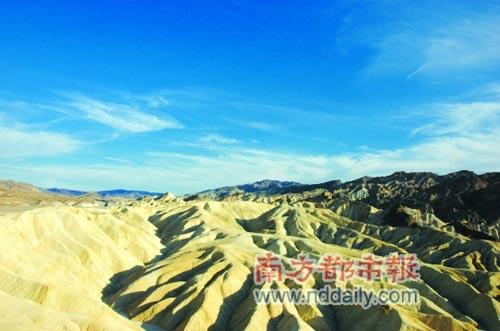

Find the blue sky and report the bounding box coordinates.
[0,0,499,193]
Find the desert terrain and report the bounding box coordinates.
[0,171,498,330]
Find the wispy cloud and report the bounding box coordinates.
[2,128,497,193]
[0,124,80,158]
[103,156,135,165]
[199,134,240,145]
[327,132,499,180]
[411,101,500,136]
[408,15,500,77]
[64,93,182,132]
[328,96,500,178]
[361,12,500,78]
[1,83,497,192]
[6,91,498,193]
[223,118,277,131]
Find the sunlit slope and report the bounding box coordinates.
[0,206,162,330]
[105,199,499,331]
[0,197,498,330]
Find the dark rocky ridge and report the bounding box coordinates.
[186,179,302,200]
[199,171,500,241]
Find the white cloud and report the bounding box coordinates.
[144,95,170,109]
[245,121,276,131]
[103,157,135,165]
[1,89,498,192]
[2,98,498,192]
[199,134,240,145]
[221,116,279,132]
[367,14,500,77]
[328,98,500,179]
[0,125,80,158]
[411,101,500,136]
[0,148,332,193]
[408,15,500,77]
[2,126,497,193]
[67,94,181,132]
[327,132,499,180]
[484,83,500,96]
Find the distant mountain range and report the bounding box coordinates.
[2,171,499,240]
[3,179,304,199]
[184,170,499,241]
[45,188,162,199]
[187,179,302,200]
